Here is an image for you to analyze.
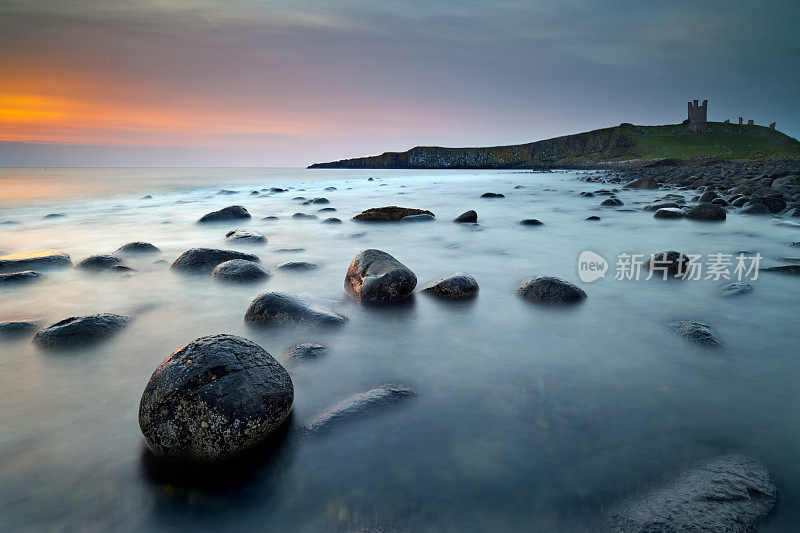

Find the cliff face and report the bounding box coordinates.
[309,123,800,169]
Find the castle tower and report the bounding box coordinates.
[686,99,709,132]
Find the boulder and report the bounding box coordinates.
[115,242,160,254]
[453,210,477,223]
[33,313,131,348]
[400,214,435,222]
[211,259,270,282]
[283,342,327,361]
[138,334,293,462]
[75,254,123,271]
[0,270,43,284]
[302,384,415,434]
[275,261,318,271]
[197,205,251,223]
[353,206,435,222]
[668,320,721,347]
[516,276,586,303]
[624,177,658,190]
[0,319,40,337]
[761,197,786,213]
[480,192,505,198]
[604,455,776,532]
[586,216,601,221]
[519,219,543,226]
[600,198,623,206]
[317,207,337,212]
[741,203,771,215]
[420,272,479,299]
[698,190,719,203]
[644,251,689,276]
[686,203,726,221]
[0,250,72,273]
[292,213,318,220]
[321,217,342,224]
[225,229,267,244]
[244,292,347,326]
[653,208,685,219]
[643,202,680,211]
[344,249,416,303]
[761,265,800,275]
[170,248,259,273]
[720,281,753,296]
[310,197,330,204]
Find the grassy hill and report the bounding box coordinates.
[308,122,800,169]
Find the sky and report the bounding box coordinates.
[0,0,798,166]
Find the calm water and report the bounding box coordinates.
[1,168,799,532]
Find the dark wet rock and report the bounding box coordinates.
[668,320,721,347]
[292,213,318,220]
[275,261,318,271]
[653,207,685,219]
[514,185,525,189]
[644,251,688,276]
[33,313,131,348]
[761,264,800,275]
[720,281,753,296]
[283,342,327,362]
[197,205,251,223]
[245,292,347,326]
[216,189,238,195]
[0,270,43,284]
[43,213,66,219]
[0,319,40,337]
[741,203,771,215]
[731,196,749,207]
[686,203,726,221]
[275,248,305,253]
[170,248,260,273]
[516,276,586,303]
[600,198,623,206]
[353,206,434,222]
[302,384,415,434]
[760,196,786,213]
[347,231,367,239]
[115,242,160,254]
[624,177,658,190]
[454,210,477,223]
[269,187,287,193]
[401,213,435,222]
[250,190,259,195]
[345,249,416,304]
[309,197,330,204]
[581,191,595,197]
[0,251,72,273]
[603,455,776,532]
[480,192,505,198]
[225,229,267,244]
[75,254,123,271]
[698,190,719,203]
[292,196,306,201]
[138,334,293,463]
[324,186,337,191]
[211,259,270,282]
[318,207,337,212]
[420,272,479,300]
[711,197,730,206]
[586,216,601,221]
[367,177,374,181]
[321,217,342,224]
[519,218,543,226]
[643,202,680,211]
[262,216,279,221]
[141,195,153,200]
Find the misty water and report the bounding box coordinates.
[1,168,799,531]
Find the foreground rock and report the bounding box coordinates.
[516,276,586,303]
[353,206,435,222]
[115,242,160,254]
[0,271,43,284]
[283,342,327,362]
[0,251,71,273]
[75,254,123,271]
[345,249,416,303]
[668,320,721,347]
[225,229,267,244]
[138,334,293,462]
[197,205,251,223]
[644,251,688,276]
[245,292,347,326]
[686,203,726,221]
[454,210,477,223]
[170,248,259,273]
[211,259,270,282]
[604,455,776,532]
[0,319,40,337]
[33,313,131,348]
[302,384,415,434]
[421,272,479,300]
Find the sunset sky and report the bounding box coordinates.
[1,0,798,166]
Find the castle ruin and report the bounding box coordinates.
[686,99,709,133]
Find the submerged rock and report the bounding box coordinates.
[586,216,601,221]
[275,261,318,271]
[519,219,543,226]
[480,192,505,198]
[244,292,347,326]
[0,270,43,284]
[292,213,318,220]
[453,210,477,223]
[604,455,776,532]
[401,213,435,222]
[115,242,160,254]
[225,229,267,244]
[653,207,685,219]
[0,250,72,273]
[33,313,131,348]
[197,205,251,223]
[321,217,342,224]
[761,264,800,275]
[0,319,40,337]
[138,334,293,462]
[211,259,270,282]
[344,249,416,303]
[761,196,786,213]
[720,281,753,296]
[516,276,586,303]
[644,251,689,276]
[75,254,123,271]
[283,342,327,361]
[170,248,259,273]
[686,203,726,221]
[668,320,721,347]
[353,206,435,222]
[624,177,658,189]
[302,384,415,434]
[741,203,771,215]
[600,198,623,206]
[421,272,479,299]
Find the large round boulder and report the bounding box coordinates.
[353,206,434,222]
[344,249,416,303]
[421,272,479,300]
[138,334,293,462]
[33,313,131,348]
[0,250,71,273]
[245,292,347,326]
[115,242,160,254]
[653,207,685,219]
[197,205,251,223]
[75,254,123,271]
[516,276,586,303]
[211,259,270,282]
[170,248,259,273]
[225,229,266,244]
[453,210,477,223]
[686,203,726,221]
